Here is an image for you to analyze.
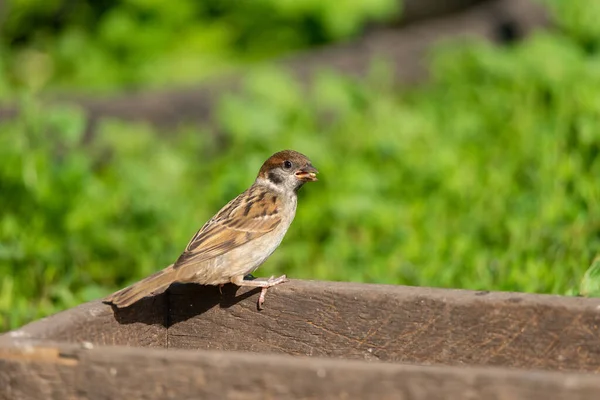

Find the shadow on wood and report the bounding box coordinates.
[107,283,261,327]
[167,283,262,326]
[166,280,600,373]
[106,294,167,327]
[4,280,600,372]
[2,279,600,399]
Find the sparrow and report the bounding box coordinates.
[104,150,318,310]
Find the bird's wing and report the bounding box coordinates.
[173,185,282,270]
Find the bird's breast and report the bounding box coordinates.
[226,194,296,277]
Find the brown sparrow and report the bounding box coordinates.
[104,150,318,309]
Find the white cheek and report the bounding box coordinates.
[256,177,285,194]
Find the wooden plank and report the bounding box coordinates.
[166,280,600,372]
[5,279,600,372]
[0,295,166,348]
[1,341,599,400]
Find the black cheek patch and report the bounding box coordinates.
[268,172,283,185]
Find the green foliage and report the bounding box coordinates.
[580,256,600,298]
[549,0,600,48]
[1,0,398,92]
[2,0,600,331]
[0,102,207,328]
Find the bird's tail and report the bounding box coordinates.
[103,264,178,308]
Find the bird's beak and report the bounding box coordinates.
[295,165,319,182]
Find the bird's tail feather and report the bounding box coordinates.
[104,264,177,308]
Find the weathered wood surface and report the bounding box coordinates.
[3,280,600,373]
[0,0,548,133]
[0,295,167,348]
[168,281,600,372]
[1,341,600,400]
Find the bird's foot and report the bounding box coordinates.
[257,275,288,310]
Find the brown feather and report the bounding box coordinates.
[172,185,282,270]
[104,149,316,308]
[103,264,195,308]
[257,150,314,179]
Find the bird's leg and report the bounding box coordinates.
[257,275,289,309]
[231,274,288,309]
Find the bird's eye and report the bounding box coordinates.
[283,160,293,170]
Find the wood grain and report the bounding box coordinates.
[1,341,599,400]
[166,280,600,372]
[0,294,167,348]
[4,280,600,373]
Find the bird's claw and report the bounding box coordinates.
[258,287,268,310]
[257,274,288,310]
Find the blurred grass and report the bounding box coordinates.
[1,0,600,331]
[0,0,398,94]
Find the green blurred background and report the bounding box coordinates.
[1,0,600,331]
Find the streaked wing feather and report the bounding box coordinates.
[173,186,281,269]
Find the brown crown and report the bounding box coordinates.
[257,150,313,178]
